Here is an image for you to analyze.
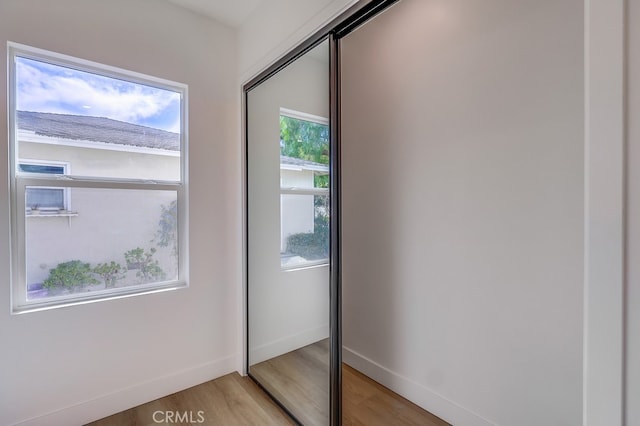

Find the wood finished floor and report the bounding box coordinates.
[88,373,296,426]
[91,341,449,426]
[342,364,448,426]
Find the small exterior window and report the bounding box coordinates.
[8,42,188,313]
[19,161,69,212]
[279,108,329,270]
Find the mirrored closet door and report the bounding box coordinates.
[246,39,333,426]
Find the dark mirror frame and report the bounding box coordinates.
[242,2,399,424]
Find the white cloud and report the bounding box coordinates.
[16,60,180,132]
[167,116,182,133]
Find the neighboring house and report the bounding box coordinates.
[280,155,329,254]
[17,111,324,293]
[17,111,181,296]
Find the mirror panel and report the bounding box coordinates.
[247,39,330,426]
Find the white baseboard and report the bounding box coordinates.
[12,354,237,426]
[343,347,496,426]
[250,324,329,364]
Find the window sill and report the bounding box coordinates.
[281,259,329,272]
[27,210,78,217]
[13,279,187,314]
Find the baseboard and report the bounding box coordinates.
[250,324,329,364]
[343,347,496,426]
[12,354,237,426]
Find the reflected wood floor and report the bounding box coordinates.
[250,339,330,426]
[91,341,449,426]
[251,340,448,426]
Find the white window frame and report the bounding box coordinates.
[279,108,330,271]
[19,159,71,213]
[8,42,189,313]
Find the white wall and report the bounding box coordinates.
[0,1,240,425]
[238,0,358,81]
[627,0,640,423]
[341,1,583,425]
[247,43,330,364]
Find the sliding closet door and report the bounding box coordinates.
[246,40,331,426]
[340,1,584,425]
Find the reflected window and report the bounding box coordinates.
[279,108,329,269]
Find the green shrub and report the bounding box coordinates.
[43,260,98,291]
[286,218,329,260]
[155,200,177,258]
[93,261,126,288]
[124,247,166,283]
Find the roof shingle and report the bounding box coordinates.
[280,155,328,171]
[17,110,180,151]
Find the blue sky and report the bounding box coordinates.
[16,57,181,133]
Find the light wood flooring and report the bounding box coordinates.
[88,373,295,426]
[342,364,448,426]
[250,340,448,426]
[91,342,449,426]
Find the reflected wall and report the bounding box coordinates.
[247,40,330,426]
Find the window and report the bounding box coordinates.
[9,43,188,313]
[279,108,329,269]
[19,161,70,212]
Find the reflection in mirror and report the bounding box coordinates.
[247,39,330,426]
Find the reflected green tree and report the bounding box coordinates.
[281,115,330,259]
[280,115,329,188]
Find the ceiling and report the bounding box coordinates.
[166,0,265,27]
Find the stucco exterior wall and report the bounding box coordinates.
[280,168,315,251]
[19,138,180,181]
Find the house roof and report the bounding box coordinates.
[280,155,329,173]
[17,111,330,172]
[17,110,180,151]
